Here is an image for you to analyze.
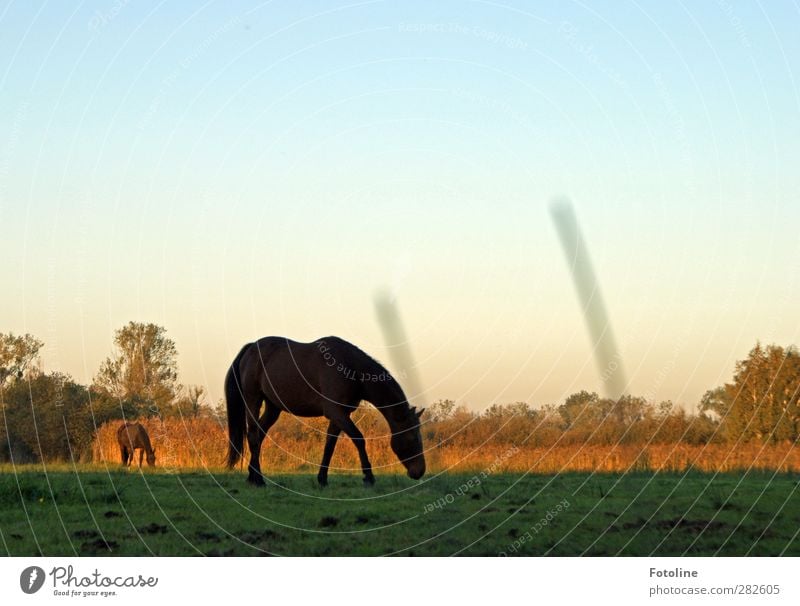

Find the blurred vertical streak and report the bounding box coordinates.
[550,198,627,399]
[373,290,426,408]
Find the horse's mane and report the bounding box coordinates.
[319,336,412,416]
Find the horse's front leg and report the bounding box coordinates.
[317,421,341,487]
[138,449,143,468]
[246,404,281,486]
[333,416,375,486]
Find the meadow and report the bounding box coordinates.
[5,344,800,557]
[1,466,798,556]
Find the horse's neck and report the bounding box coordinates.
[369,383,409,433]
[139,431,153,452]
[374,403,403,433]
[373,395,408,434]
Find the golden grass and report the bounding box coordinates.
[91,416,800,474]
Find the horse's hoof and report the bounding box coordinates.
[317,476,328,487]
[363,476,375,487]
[247,474,266,487]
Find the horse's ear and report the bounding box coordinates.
[417,408,426,418]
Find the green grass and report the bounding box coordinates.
[1,465,798,556]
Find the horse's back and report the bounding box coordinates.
[117,422,146,448]
[239,335,365,415]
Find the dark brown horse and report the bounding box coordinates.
[117,422,156,467]
[226,336,426,486]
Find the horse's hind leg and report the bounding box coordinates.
[138,449,144,468]
[328,413,374,486]
[246,404,281,486]
[317,421,341,487]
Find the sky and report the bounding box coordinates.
[1,1,799,411]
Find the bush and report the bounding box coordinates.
[2,373,95,462]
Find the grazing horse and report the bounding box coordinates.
[225,336,426,486]
[117,422,156,468]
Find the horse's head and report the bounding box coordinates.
[390,406,426,480]
[147,447,156,467]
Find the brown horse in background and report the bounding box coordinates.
[117,422,156,467]
[225,336,426,486]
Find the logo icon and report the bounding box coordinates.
[20,566,45,594]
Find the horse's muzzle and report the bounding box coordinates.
[406,460,425,480]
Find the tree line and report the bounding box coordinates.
[0,322,212,462]
[425,342,799,448]
[1,322,799,463]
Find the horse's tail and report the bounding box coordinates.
[226,343,251,468]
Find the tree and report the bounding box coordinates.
[174,385,207,418]
[211,398,227,423]
[699,387,728,419]
[483,402,537,419]
[481,402,540,444]
[427,399,456,421]
[2,372,94,462]
[0,332,43,386]
[558,390,600,429]
[611,395,650,426]
[704,343,800,443]
[93,322,180,418]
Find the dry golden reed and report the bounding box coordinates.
[92,415,800,474]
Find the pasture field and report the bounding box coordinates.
[1,466,798,556]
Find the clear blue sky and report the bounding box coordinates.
[1,1,799,410]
